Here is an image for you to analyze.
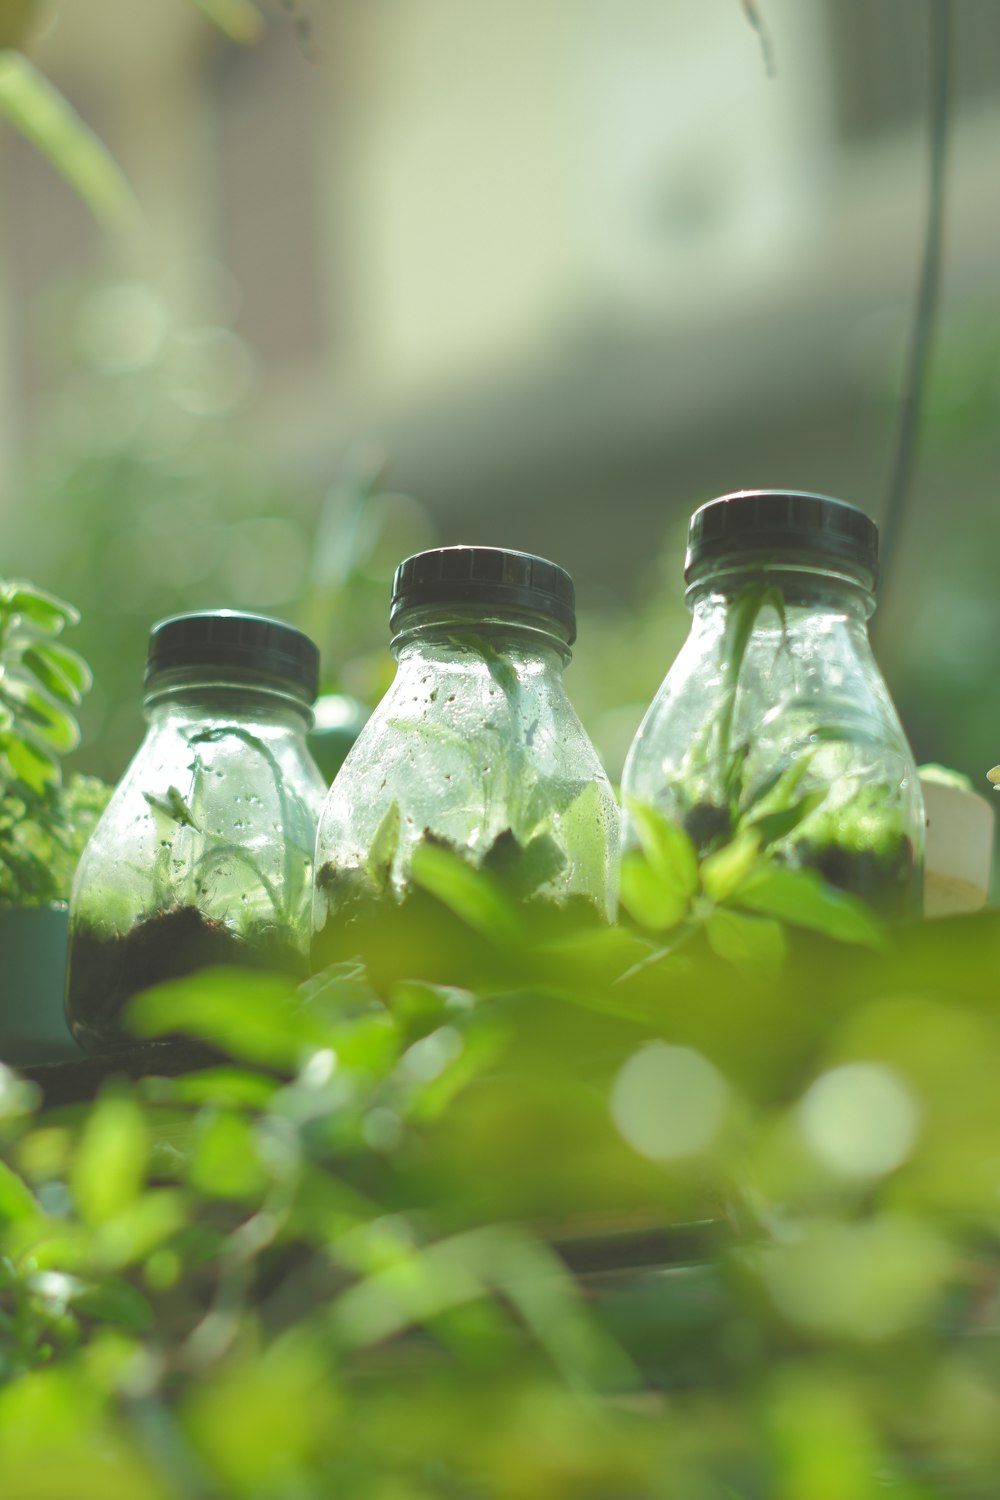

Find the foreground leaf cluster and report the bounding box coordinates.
[3,862,1000,1498]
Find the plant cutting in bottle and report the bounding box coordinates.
[622,493,924,921]
[67,730,316,1049]
[314,548,620,964]
[665,580,918,916]
[140,725,313,935]
[67,611,324,1051]
[318,630,606,919]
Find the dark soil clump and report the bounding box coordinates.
[312,853,604,993]
[682,802,732,853]
[67,904,307,1053]
[794,836,919,920]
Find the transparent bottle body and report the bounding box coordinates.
[66,681,326,1050]
[622,569,924,916]
[313,616,620,940]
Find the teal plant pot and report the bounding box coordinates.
[0,904,81,1066]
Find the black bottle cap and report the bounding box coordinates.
[145,611,320,703]
[685,491,880,590]
[390,547,577,644]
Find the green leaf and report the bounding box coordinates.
[0,1159,42,1224]
[94,1190,189,1270]
[0,732,57,794]
[69,1277,154,1331]
[556,779,612,899]
[333,1225,634,1393]
[4,582,77,634]
[188,0,265,44]
[481,828,566,900]
[0,680,79,752]
[0,55,140,230]
[740,749,810,817]
[142,1067,279,1110]
[721,583,782,691]
[409,841,523,946]
[188,1111,269,1201]
[705,906,787,982]
[624,799,699,902]
[618,851,688,932]
[22,644,89,706]
[733,863,887,948]
[701,830,761,902]
[721,582,785,693]
[449,632,521,699]
[366,800,400,891]
[748,792,826,847]
[127,967,325,1068]
[71,1095,149,1226]
[714,583,786,788]
[142,784,199,829]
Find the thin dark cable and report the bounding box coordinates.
[878,0,952,593]
[741,0,777,77]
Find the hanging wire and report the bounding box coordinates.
[878,0,953,589]
[740,0,777,77]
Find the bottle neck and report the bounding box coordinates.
[143,675,314,731]
[391,608,572,667]
[687,566,876,626]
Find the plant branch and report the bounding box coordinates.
[878,0,952,596]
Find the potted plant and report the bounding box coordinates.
[0,579,108,1064]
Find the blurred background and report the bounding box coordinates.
[1,0,998,790]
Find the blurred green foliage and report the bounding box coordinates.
[3,846,1000,1496]
[0,578,108,904]
[0,0,265,228]
[9,289,433,782]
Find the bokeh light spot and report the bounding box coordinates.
[799,1061,919,1180]
[611,1043,728,1161]
[760,1218,948,1341]
[166,326,253,416]
[78,281,168,373]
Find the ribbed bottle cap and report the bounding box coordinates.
[145,611,320,703]
[390,547,577,643]
[685,491,880,589]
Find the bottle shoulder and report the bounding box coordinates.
[333,651,607,790]
[315,650,619,912]
[622,604,921,844]
[72,713,325,914]
[630,610,909,747]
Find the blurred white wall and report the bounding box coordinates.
[2,0,1000,578]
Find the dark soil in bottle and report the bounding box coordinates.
[67,904,308,1054]
[312,840,604,995]
[794,835,919,920]
[682,802,732,854]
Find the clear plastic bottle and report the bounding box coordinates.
[66,611,325,1052]
[313,547,619,954]
[622,491,924,917]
